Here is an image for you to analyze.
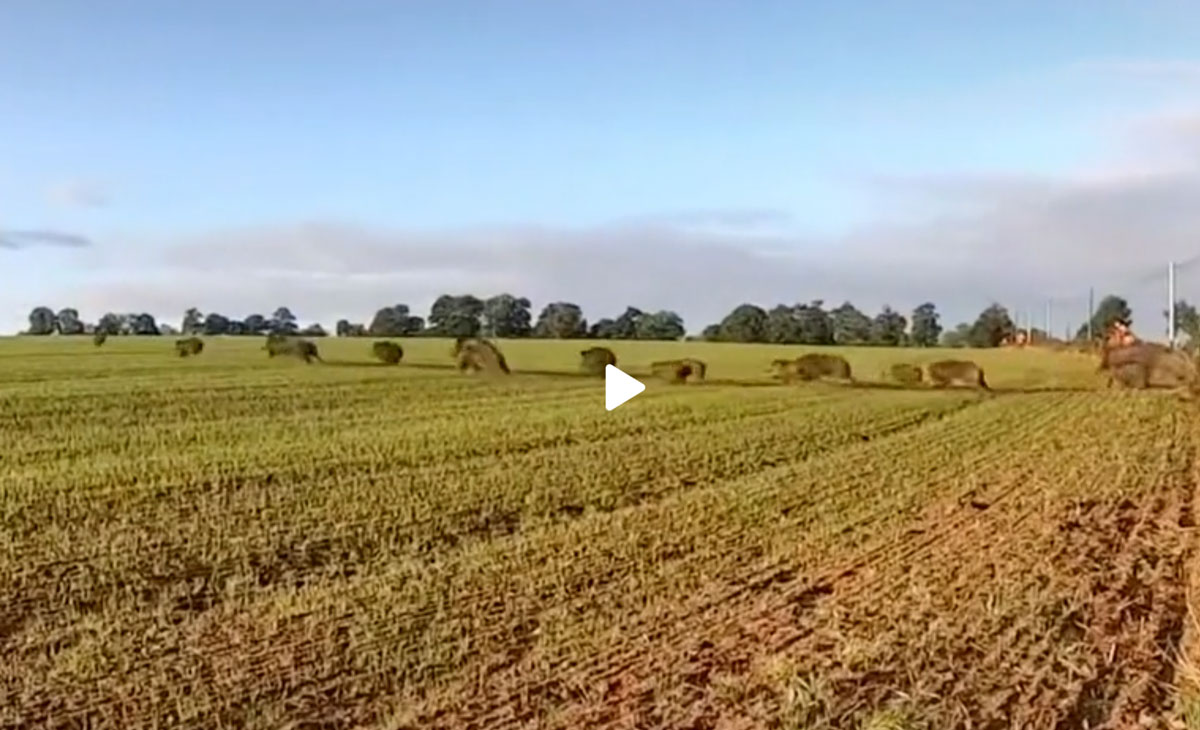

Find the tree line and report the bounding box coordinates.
[23,292,1188,347]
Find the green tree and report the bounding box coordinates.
[701,323,723,341]
[130,313,160,335]
[1076,294,1131,342]
[589,318,617,338]
[968,303,1015,347]
[1168,299,1200,347]
[202,312,230,335]
[55,308,84,335]
[717,303,768,343]
[26,306,57,335]
[369,304,424,336]
[909,302,942,347]
[796,301,834,344]
[482,294,532,337]
[243,313,269,335]
[428,294,484,337]
[830,301,872,345]
[181,308,204,335]
[636,310,685,340]
[96,312,123,336]
[614,307,644,339]
[940,322,972,347]
[300,323,328,337]
[533,302,587,338]
[870,305,908,346]
[764,305,803,343]
[271,307,299,335]
[336,320,368,336]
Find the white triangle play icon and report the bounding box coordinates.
[605,364,645,411]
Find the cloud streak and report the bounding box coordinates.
[1071,58,1200,82]
[0,229,93,249]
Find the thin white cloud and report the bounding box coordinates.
[47,179,110,208]
[1070,59,1200,82]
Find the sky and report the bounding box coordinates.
[3,1,1200,336]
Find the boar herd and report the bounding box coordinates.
[767,354,989,389]
[148,331,1199,395]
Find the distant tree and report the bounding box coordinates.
[202,313,230,335]
[428,294,484,337]
[335,319,369,337]
[717,304,768,343]
[181,308,204,335]
[27,306,57,335]
[243,313,269,335]
[909,302,942,347]
[795,301,834,344]
[482,294,533,337]
[271,307,298,335]
[1076,294,1131,342]
[589,318,618,338]
[701,323,723,341]
[96,312,123,336]
[969,303,1015,348]
[636,310,685,340]
[764,305,803,343]
[830,302,873,345]
[613,307,644,339]
[158,323,178,336]
[300,323,328,337]
[870,306,908,346]
[225,320,246,336]
[55,308,84,335]
[1170,299,1200,347]
[588,307,646,339]
[129,313,160,335]
[940,322,972,348]
[369,304,424,337]
[534,302,587,338]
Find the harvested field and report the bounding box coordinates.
[0,336,1196,729]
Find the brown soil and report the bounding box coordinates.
[406,412,1197,729]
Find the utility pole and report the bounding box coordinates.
[1168,260,1177,347]
[1087,287,1095,341]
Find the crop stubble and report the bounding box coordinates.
[0,345,1196,729]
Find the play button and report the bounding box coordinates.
[605,364,645,411]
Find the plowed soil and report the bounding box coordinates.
[398,399,1198,730]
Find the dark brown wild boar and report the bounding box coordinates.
[770,353,852,383]
[174,337,204,357]
[579,347,617,376]
[455,338,510,375]
[1098,342,1197,389]
[887,363,923,385]
[651,358,706,384]
[926,360,989,389]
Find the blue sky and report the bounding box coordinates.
[3,1,1200,334]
